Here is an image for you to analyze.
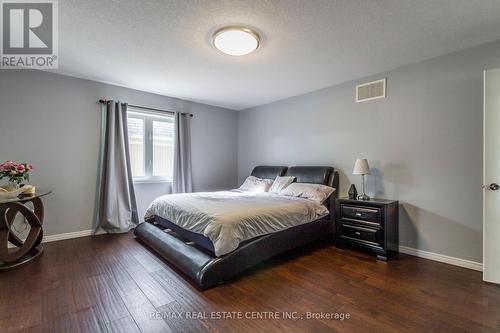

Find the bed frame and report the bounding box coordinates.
[134,166,339,289]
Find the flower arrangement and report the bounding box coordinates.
[0,161,33,188]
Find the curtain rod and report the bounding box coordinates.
[98,99,193,117]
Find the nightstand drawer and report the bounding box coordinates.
[340,224,381,245]
[341,205,381,224]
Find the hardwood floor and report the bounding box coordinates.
[1,233,499,333]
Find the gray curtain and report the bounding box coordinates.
[172,112,193,193]
[95,101,139,233]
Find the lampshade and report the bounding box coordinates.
[353,159,370,175]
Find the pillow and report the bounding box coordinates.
[281,183,335,203]
[269,176,296,194]
[239,176,274,193]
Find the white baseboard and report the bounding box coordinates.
[43,228,105,243]
[399,245,483,272]
[8,228,106,248]
[8,229,484,272]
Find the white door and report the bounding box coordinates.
[484,69,500,283]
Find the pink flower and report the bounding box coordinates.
[16,164,25,173]
[0,161,14,172]
[6,161,18,170]
[0,161,32,174]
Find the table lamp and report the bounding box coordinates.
[353,159,370,200]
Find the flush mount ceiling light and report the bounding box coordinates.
[213,26,260,56]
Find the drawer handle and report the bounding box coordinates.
[354,231,361,236]
[355,212,362,217]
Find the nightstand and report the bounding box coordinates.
[335,198,399,261]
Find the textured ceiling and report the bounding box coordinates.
[57,0,500,110]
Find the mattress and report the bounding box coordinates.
[144,190,329,256]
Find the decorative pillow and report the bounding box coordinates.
[281,183,335,203]
[239,176,274,193]
[269,176,296,194]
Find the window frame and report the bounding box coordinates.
[127,107,175,184]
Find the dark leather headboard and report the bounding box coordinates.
[286,166,334,186]
[251,166,288,180]
[286,166,339,212]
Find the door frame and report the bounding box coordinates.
[483,69,500,283]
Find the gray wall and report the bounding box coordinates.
[0,70,238,236]
[3,40,500,263]
[238,40,500,263]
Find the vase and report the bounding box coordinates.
[7,181,19,191]
[348,184,358,200]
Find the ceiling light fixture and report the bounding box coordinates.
[213,26,260,56]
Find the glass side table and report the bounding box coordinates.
[0,190,51,270]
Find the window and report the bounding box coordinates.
[127,107,175,182]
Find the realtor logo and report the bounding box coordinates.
[1,0,58,69]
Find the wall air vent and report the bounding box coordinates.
[355,78,386,103]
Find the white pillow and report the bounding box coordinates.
[281,183,335,203]
[239,176,274,193]
[269,176,296,194]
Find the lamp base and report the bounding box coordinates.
[358,194,370,201]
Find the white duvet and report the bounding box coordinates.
[144,190,329,256]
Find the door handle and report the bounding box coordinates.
[486,183,500,191]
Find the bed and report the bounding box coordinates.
[134,166,339,289]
